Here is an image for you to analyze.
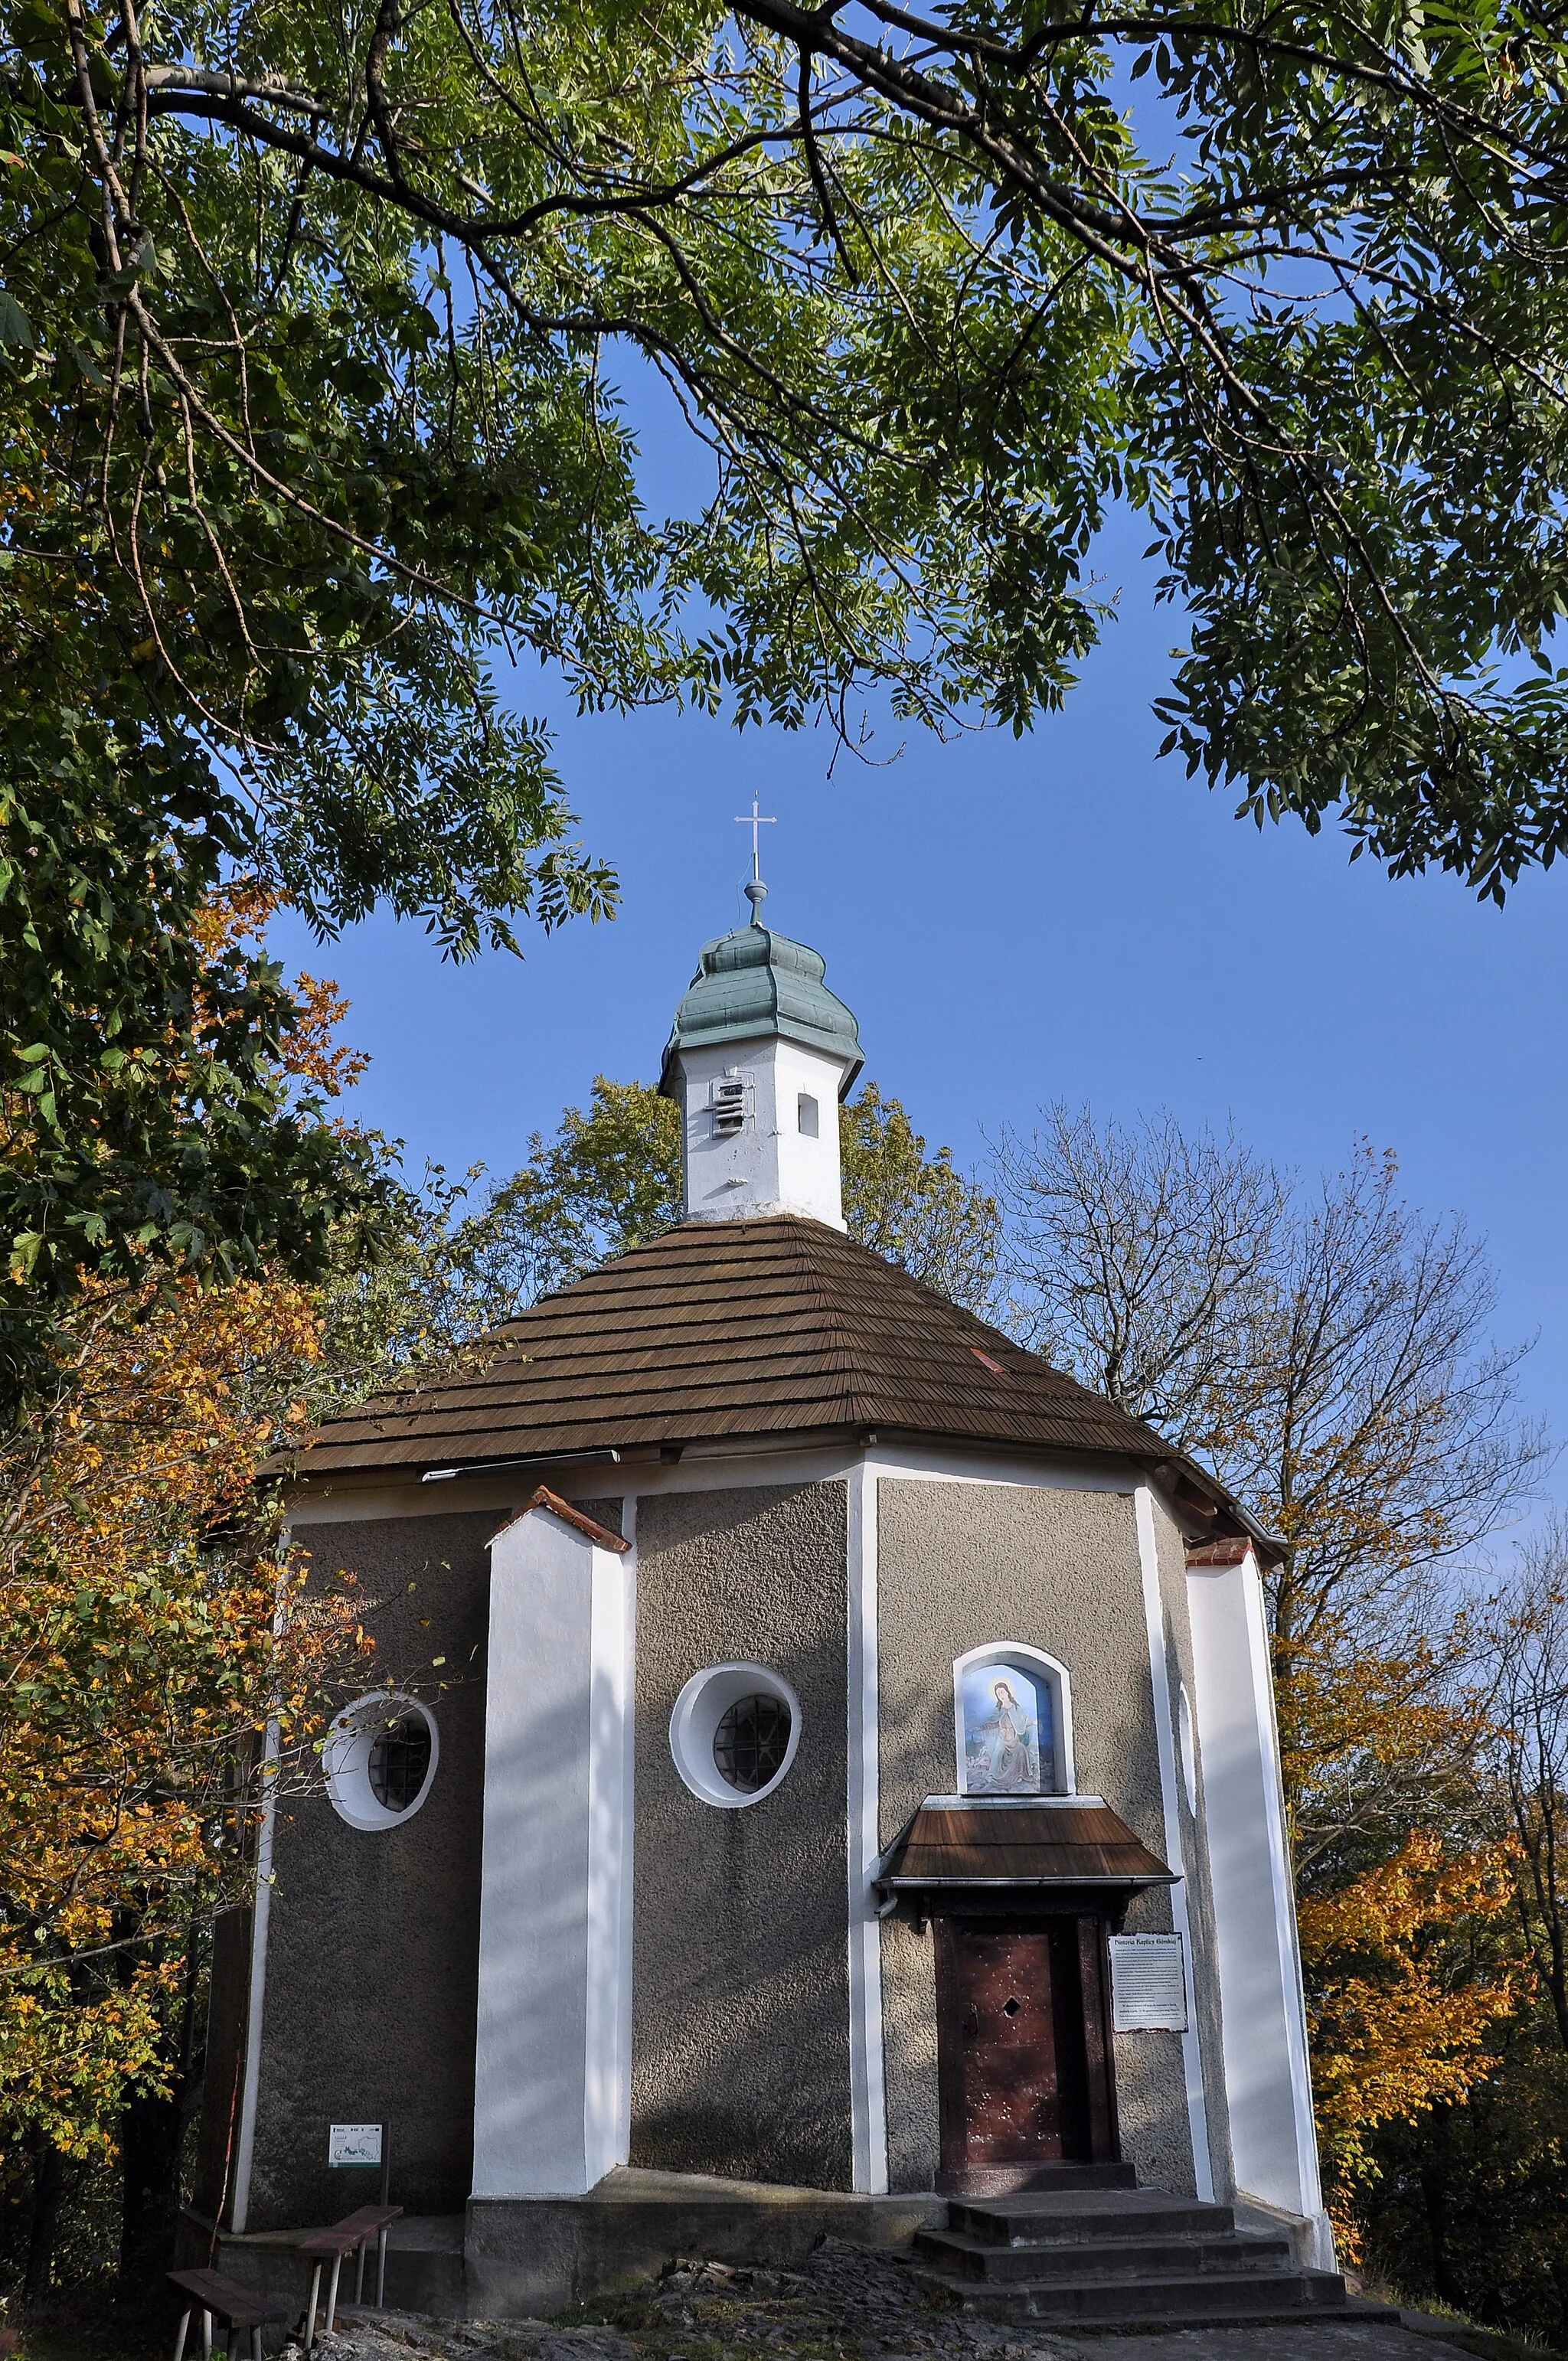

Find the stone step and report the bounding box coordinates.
[947,2190,1235,2245]
[914,2226,1296,2283]
[954,2163,1140,2193]
[909,2263,1367,2325]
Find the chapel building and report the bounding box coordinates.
[191,887,1331,2317]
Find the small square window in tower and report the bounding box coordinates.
[796,1092,818,1138]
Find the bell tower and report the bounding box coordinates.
[658,880,863,1227]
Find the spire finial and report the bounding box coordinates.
[734,795,776,919]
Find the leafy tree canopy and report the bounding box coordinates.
[8,0,1568,889]
[841,1083,1001,1313]
[8,0,1568,1360]
[0,1272,368,2175]
[0,886,388,1416]
[997,1113,1547,1663]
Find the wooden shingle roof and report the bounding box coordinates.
[281,1215,1203,1484]
[877,1800,1175,1892]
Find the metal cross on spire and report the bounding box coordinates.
[734,795,776,884]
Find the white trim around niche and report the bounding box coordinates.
[952,1640,1076,1796]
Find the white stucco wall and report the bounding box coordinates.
[1185,1546,1332,2264]
[472,1504,634,2196]
[676,1035,852,1226]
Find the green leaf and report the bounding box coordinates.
[0,289,35,348]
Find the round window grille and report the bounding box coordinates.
[712,1693,792,1794]
[368,1715,433,1813]
[669,1662,802,1809]
[325,1693,439,1831]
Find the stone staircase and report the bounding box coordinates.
[908,2183,1392,2330]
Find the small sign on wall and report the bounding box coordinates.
[328,2122,383,2167]
[1109,1933,1189,2032]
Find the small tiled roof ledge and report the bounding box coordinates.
[1185,1537,1254,1568]
[875,1797,1177,1896]
[488,1484,629,1553]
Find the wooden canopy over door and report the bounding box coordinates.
[877,1799,1177,2199]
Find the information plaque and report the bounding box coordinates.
[328,2122,383,2167]
[1109,1933,1189,2032]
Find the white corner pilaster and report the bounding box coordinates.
[611,1495,637,2169]
[474,1504,634,2196]
[229,1713,279,2234]
[1134,1486,1215,2203]
[1186,1542,1331,2263]
[584,1502,635,2186]
[846,1461,889,2193]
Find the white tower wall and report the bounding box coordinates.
[676,1035,851,1227]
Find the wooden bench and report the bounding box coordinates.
[298,2204,403,2344]
[168,2267,289,2361]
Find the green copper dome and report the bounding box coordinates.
[660,885,864,1096]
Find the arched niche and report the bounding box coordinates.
[951,1641,1075,1797]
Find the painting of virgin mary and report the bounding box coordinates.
[962,1664,1048,1792]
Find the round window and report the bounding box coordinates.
[369,1714,433,1812]
[325,1694,439,1831]
[713,1693,792,1794]
[670,1663,801,1809]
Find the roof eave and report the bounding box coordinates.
[1144,1448,1285,1565]
[264,1419,1276,1517]
[876,1870,1178,1892]
[658,1019,864,1098]
[266,1422,1190,1494]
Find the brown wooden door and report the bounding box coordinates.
[933,1918,1116,2193]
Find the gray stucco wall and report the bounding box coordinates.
[1151,1490,1236,2200]
[629,1481,853,2190]
[875,1475,1197,2196]
[244,1508,495,2228]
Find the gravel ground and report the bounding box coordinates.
[278,2240,1480,2361]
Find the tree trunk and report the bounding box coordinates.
[119,2085,186,2288]
[119,1917,206,2287]
[24,2139,63,2304]
[1417,2111,1461,2310]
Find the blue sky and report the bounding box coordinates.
[267,505,1568,1520]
